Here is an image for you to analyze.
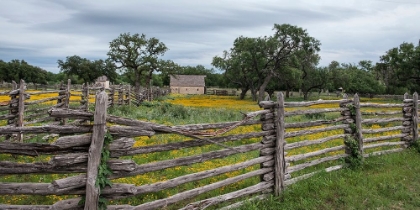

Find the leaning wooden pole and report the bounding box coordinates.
[413,92,419,142]
[274,92,286,196]
[85,89,108,210]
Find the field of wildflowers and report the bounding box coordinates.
[0,92,412,208]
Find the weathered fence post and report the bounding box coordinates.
[258,100,276,188]
[126,85,131,106]
[108,87,114,107]
[402,93,413,142]
[353,94,364,157]
[413,92,419,142]
[274,92,286,196]
[80,83,89,112]
[118,84,123,105]
[85,89,108,210]
[17,80,25,142]
[6,81,18,141]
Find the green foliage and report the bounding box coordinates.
[57,56,117,84]
[344,136,362,169]
[237,149,420,210]
[0,59,56,84]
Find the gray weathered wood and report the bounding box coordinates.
[363,141,407,150]
[363,134,408,143]
[284,99,348,107]
[24,96,64,105]
[111,131,271,157]
[359,103,403,108]
[274,92,285,196]
[133,169,272,210]
[180,181,274,210]
[413,92,419,142]
[285,124,349,138]
[286,145,346,162]
[52,134,92,149]
[0,125,92,134]
[285,165,343,186]
[353,94,364,157]
[111,142,267,178]
[28,90,62,95]
[361,126,404,134]
[85,90,108,210]
[285,134,346,150]
[363,148,404,157]
[108,125,155,137]
[17,79,25,142]
[361,117,405,124]
[287,154,348,173]
[285,108,346,117]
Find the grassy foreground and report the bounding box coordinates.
[237,148,420,210]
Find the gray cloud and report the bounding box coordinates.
[1,0,419,73]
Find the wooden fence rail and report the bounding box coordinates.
[0,90,418,209]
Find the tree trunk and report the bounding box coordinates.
[251,88,258,101]
[258,75,273,102]
[285,90,290,98]
[303,91,309,100]
[239,87,249,100]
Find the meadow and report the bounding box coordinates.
[0,91,417,209]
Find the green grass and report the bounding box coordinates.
[236,148,420,210]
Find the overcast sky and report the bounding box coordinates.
[1,0,419,74]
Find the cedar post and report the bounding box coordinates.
[274,92,286,196]
[402,93,412,142]
[126,85,131,106]
[118,84,123,105]
[353,94,364,157]
[85,89,108,210]
[413,92,419,142]
[6,81,18,141]
[17,80,25,142]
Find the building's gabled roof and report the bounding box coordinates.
[170,75,206,87]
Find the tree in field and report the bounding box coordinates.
[57,55,117,84]
[377,42,420,94]
[107,33,168,93]
[257,24,321,102]
[212,36,267,100]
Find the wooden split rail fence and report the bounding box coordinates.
[0,91,418,209]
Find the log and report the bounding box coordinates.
[285,108,346,117]
[51,174,86,192]
[111,142,267,178]
[24,116,55,125]
[28,90,62,95]
[48,108,93,120]
[24,96,64,105]
[361,126,404,134]
[85,90,108,210]
[108,125,155,137]
[218,194,269,210]
[285,134,346,150]
[134,169,272,210]
[287,154,348,173]
[363,134,408,143]
[0,125,92,134]
[51,198,83,210]
[361,111,401,116]
[285,124,348,138]
[0,161,86,174]
[105,156,273,199]
[0,114,17,120]
[284,99,348,107]
[359,103,403,108]
[180,181,274,210]
[49,153,88,166]
[259,101,277,108]
[285,165,343,186]
[0,142,65,156]
[111,131,271,157]
[0,204,50,210]
[361,117,405,124]
[108,137,135,150]
[286,145,346,162]
[52,134,92,149]
[285,118,346,128]
[363,141,407,150]
[363,148,404,157]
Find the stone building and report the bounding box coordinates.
[170,75,206,94]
